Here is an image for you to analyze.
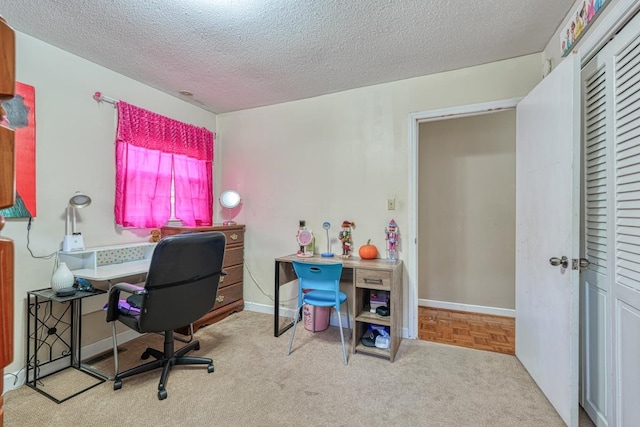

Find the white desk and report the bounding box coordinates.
[53,242,157,382]
[59,242,156,281]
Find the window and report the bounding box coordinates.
[114,102,213,228]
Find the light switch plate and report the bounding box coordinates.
[387,198,395,210]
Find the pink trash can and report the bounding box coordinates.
[302,290,330,332]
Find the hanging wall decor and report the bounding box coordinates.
[0,81,36,218]
[560,0,608,57]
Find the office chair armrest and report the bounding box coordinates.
[111,282,146,294]
[106,282,147,322]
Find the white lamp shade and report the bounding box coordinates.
[219,190,242,225]
[219,190,241,209]
[69,192,91,208]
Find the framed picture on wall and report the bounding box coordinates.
[0,81,36,218]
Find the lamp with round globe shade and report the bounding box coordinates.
[219,190,241,226]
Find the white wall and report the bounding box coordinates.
[3,32,216,375]
[216,53,543,329]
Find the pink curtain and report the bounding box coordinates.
[115,102,214,228]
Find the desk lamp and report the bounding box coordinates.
[62,192,91,252]
[321,221,334,257]
[219,190,242,226]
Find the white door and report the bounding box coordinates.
[515,53,580,427]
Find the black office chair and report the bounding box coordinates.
[105,231,226,400]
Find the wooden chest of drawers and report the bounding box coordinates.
[161,224,245,333]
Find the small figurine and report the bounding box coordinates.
[338,220,355,258]
[385,219,399,261]
[149,229,161,243]
[296,220,314,257]
[296,220,307,255]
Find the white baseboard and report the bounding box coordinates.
[419,298,515,318]
[243,301,274,315]
[3,328,142,394]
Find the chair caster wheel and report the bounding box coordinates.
[158,389,168,400]
[207,364,214,373]
[141,351,150,360]
[114,380,122,390]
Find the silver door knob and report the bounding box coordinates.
[579,258,590,269]
[549,256,569,268]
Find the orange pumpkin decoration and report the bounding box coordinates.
[359,240,378,259]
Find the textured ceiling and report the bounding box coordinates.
[0,0,574,114]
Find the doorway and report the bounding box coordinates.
[407,99,521,340]
[415,110,518,354]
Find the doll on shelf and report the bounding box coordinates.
[385,219,399,261]
[338,220,355,258]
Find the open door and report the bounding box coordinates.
[515,53,580,427]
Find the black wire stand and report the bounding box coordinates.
[26,287,107,403]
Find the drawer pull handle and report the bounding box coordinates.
[219,276,225,283]
[216,295,225,303]
[364,278,383,284]
[230,233,238,241]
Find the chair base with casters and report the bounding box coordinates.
[111,323,213,400]
[287,261,351,365]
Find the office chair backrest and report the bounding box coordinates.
[138,231,226,332]
[292,261,343,300]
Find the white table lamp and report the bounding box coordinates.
[62,192,92,252]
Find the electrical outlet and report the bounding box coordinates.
[387,198,395,210]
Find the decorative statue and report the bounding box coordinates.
[338,220,355,258]
[385,219,399,261]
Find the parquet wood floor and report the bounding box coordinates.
[418,306,515,355]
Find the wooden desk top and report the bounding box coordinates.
[275,254,402,271]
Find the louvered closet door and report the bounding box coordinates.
[611,14,640,427]
[581,50,612,427]
[581,12,640,426]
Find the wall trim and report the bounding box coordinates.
[419,298,515,318]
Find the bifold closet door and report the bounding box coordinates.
[581,42,613,427]
[581,11,640,427]
[611,14,640,427]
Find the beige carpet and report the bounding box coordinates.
[4,310,567,427]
